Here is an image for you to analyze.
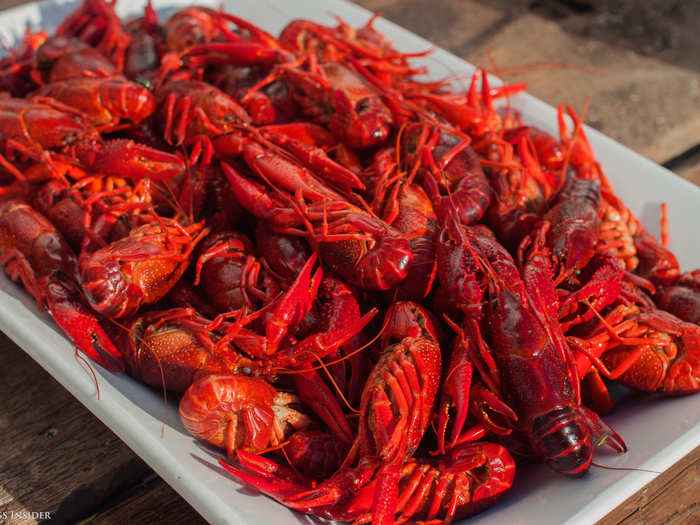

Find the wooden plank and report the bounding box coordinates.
[597,445,700,525]
[353,0,507,52]
[0,333,151,524]
[78,477,206,525]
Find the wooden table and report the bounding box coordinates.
[0,0,699,523]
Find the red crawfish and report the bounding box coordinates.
[409,68,526,138]
[123,0,163,81]
[208,65,299,126]
[510,125,567,192]
[221,160,413,291]
[480,133,552,250]
[155,80,251,147]
[55,0,130,70]
[79,217,207,318]
[0,200,124,371]
[0,96,185,196]
[32,76,155,131]
[32,36,118,84]
[370,147,439,301]
[0,29,48,96]
[401,123,493,226]
[283,429,348,479]
[572,303,700,397]
[278,17,426,88]
[308,273,369,407]
[484,243,626,475]
[194,230,280,313]
[118,308,237,393]
[222,441,514,524]
[31,173,154,254]
[266,302,442,525]
[214,125,364,196]
[435,319,518,456]
[118,299,374,396]
[131,257,377,445]
[542,177,601,282]
[154,7,289,90]
[179,374,311,456]
[245,58,394,149]
[433,214,522,324]
[432,217,522,448]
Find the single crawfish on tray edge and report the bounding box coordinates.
[0,1,697,524]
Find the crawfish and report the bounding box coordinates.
[0,96,184,193]
[123,255,370,398]
[543,177,601,282]
[223,441,514,524]
[284,429,348,478]
[0,200,123,371]
[79,217,207,318]
[401,123,493,226]
[410,68,524,138]
[32,174,153,253]
[221,160,412,291]
[0,29,48,96]
[480,134,550,250]
[278,17,424,88]
[486,280,625,475]
[33,36,118,84]
[194,230,280,313]
[371,147,439,301]
[572,302,700,396]
[247,58,394,149]
[155,80,251,146]
[55,0,130,70]
[33,76,155,131]
[179,374,311,456]
[274,302,442,525]
[655,270,700,325]
[119,308,237,393]
[123,0,163,81]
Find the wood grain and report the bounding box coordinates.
[0,333,151,524]
[79,476,206,525]
[597,445,700,525]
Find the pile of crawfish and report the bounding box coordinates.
[1,0,698,523]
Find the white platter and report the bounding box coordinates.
[0,0,699,524]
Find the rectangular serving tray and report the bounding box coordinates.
[0,0,699,523]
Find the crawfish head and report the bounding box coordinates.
[284,61,393,149]
[119,310,232,393]
[80,219,206,318]
[317,211,413,291]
